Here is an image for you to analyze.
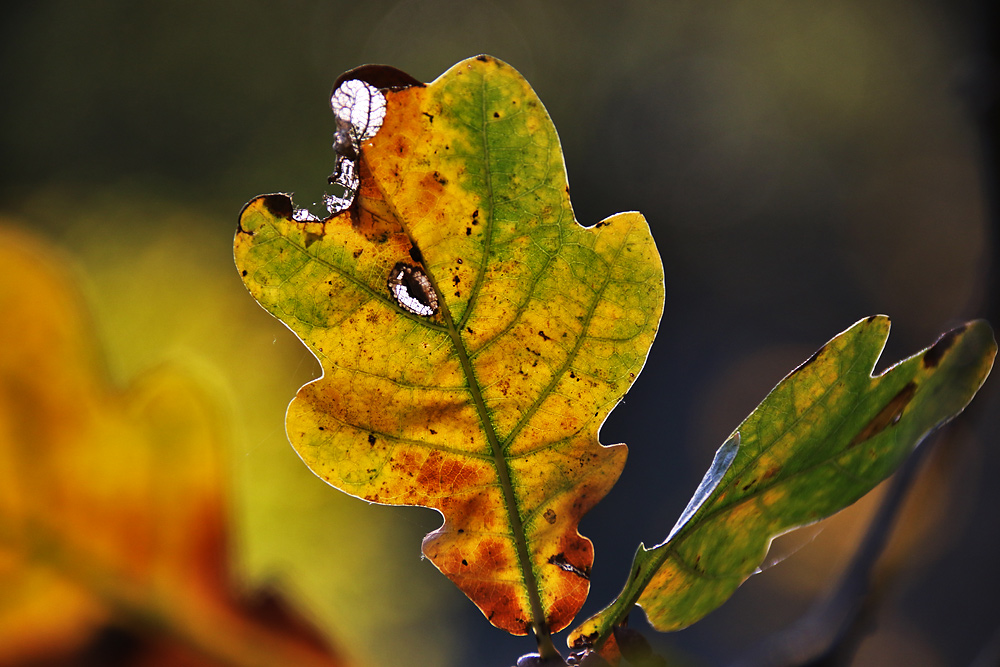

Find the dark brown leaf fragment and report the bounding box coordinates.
[332,64,424,93]
[261,193,294,220]
[922,324,967,368]
[849,381,917,447]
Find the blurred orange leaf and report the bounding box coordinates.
[0,227,347,666]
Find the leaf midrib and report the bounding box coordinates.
[679,345,875,538]
[354,73,551,637]
[468,69,549,634]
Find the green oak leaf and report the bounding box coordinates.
[570,316,995,652]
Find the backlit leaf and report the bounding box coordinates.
[0,227,347,666]
[569,316,995,652]
[234,55,665,635]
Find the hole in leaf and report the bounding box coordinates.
[387,263,439,316]
[305,78,388,219]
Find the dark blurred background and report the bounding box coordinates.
[1,1,997,665]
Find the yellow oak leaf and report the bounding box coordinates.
[234,56,665,637]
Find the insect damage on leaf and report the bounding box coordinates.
[387,262,439,316]
[325,79,386,215]
[303,65,424,219]
[234,55,665,639]
[332,80,386,161]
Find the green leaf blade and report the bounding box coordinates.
[570,316,995,649]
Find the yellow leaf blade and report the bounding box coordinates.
[235,56,665,635]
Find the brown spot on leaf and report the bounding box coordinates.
[923,325,966,368]
[850,382,918,447]
[368,434,377,446]
[261,193,294,219]
[408,245,424,265]
[793,345,825,374]
[419,171,446,194]
[475,538,511,571]
[538,331,552,341]
[543,508,557,524]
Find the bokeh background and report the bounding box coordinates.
[2,1,997,665]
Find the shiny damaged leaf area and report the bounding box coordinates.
[234,56,665,636]
[569,316,995,655]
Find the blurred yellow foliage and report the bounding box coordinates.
[0,227,347,665]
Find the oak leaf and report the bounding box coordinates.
[569,315,995,655]
[234,55,665,636]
